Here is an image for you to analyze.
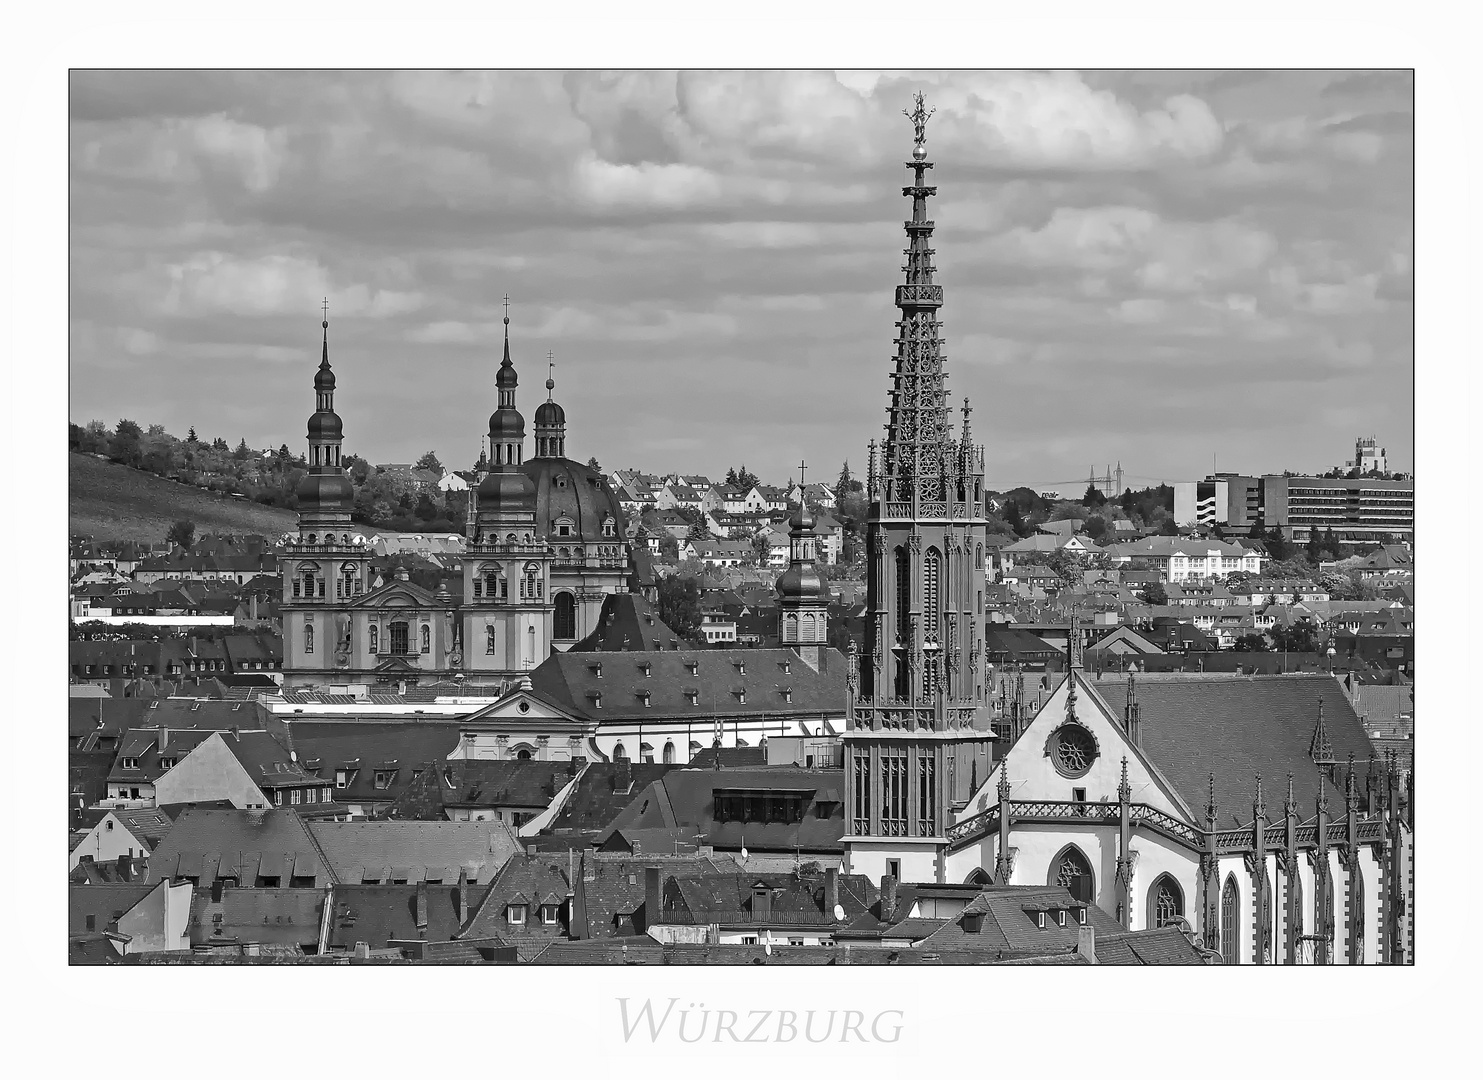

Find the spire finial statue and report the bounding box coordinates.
[904,90,935,146]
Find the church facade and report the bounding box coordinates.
[279,311,631,687]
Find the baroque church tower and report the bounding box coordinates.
[843,95,995,884]
[281,308,373,681]
[461,311,556,673]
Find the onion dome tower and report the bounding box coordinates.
[465,303,554,675]
[777,464,829,668]
[533,354,567,459]
[844,94,994,874]
[295,307,354,531]
[476,309,538,521]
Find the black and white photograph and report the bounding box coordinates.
[13,4,1471,1070]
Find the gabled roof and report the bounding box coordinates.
[662,871,875,927]
[307,819,521,884]
[69,881,158,933]
[265,720,462,804]
[391,759,574,819]
[574,853,730,939]
[109,808,176,848]
[539,763,679,838]
[191,887,325,949]
[217,730,321,790]
[108,728,216,783]
[1094,926,1209,965]
[568,593,692,652]
[1089,675,1376,828]
[325,883,482,949]
[144,806,335,886]
[523,648,847,724]
[603,767,847,854]
[458,853,573,941]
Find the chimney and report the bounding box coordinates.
[825,866,840,916]
[1077,924,1097,964]
[157,724,168,752]
[353,941,370,960]
[751,882,772,922]
[643,867,662,932]
[116,854,131,882]
[415,881,428,936]
[880,874,898,921]
[457,867,469,922]
[615,757,631,792]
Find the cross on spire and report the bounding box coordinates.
[321,296,329,322]
[502,293,511,319]
[797,460,807,488]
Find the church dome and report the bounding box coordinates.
[788,500,814,533]
[313,362,336,392]
[534,399,565,427]
[520,457,626,544]
[295,470,354,509]
[307,410,343,440]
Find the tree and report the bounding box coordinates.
[1321,527,1341,561]
[834,460,863,505]
[415,450,444,477]
[1158,517,1179,536]
[587,456,602,472]
[212,437,229,452]
[187,426,198,443]
[166,519,195,550]
[1270,618,1318,654]
[414,493,438,521]
[727,464,759,491]
[1233,633,1269,652]
[1005,499,1028,538]
[1306,530,1324,566]
[277,443,292,462]
[686,520,711,542]
[233,438,251,460]
[1083,516,1108,541]
[1082,484,1107,508]
[1264,526,1292,562]
[1142,581,1169,605]
[656,575,702,638]
[111,419,143,466]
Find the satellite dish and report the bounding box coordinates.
[740,847,749,860]
[833,903,846,922]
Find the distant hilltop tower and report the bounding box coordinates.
[1354,436,1386,475]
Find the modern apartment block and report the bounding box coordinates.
[1260,473,1413,543]
[1174,470,1412,543]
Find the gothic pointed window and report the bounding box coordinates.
[1051,845,1095,905]
[1262,868,1275,963]
[1149,874,1184,929]
[1292,868,1304,942]
[923,547,941,640]
[1221,875,1239,964]
[895,546,910,642]
[1351,863,1364,964]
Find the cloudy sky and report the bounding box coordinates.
[68,69,1412,490]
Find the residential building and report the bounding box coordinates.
[646,866,876,946]
[153,729,328,811]
[70,808,176,870]
[1104,537,1265,582]
[69,880,193,955]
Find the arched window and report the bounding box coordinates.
[553,592,577,640]
[602,517,616,538]
[1149,874,1184,929]
[368,625,378,654]
[1221,875,1239,964]
[516,748,532,761]
[420,624,431,654]
[341,562,360,597]
[486,625,496,654]
[975,543,984,570]
[304,622,314,654]
[964,867,992,886]
[521,562,541,600]
[923,547,942,638]
[612,743,627,761]
[894,546,910,642]
[1049,845,1095,905]
[663,741,675,764]
[1351,862,1364,965]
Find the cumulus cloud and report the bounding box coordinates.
[69,69,1413,482]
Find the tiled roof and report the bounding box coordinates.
[107,728,216,784]
[69,882,157,933]
[568,593,692,652]
[575,853,730,940]
[191,887,325,949]
[527,648,847,724]
[218,730,322,790]
[458,853,574,942]
[390,759,574,820]
[1090,675,1377,827]
[663,871,875,927]
[144,807,335,887]
[265,720,462,805]
[306,819,521,884]
[603,767,847,854]
[541,762,679,837]
[325,883,484,950]
[1094,926,1209,965]
[110,808,176,848]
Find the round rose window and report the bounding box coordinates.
[1050,723,1098,779]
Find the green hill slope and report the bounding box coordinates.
[69,452,300,544]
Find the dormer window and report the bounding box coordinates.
[1036,911,1047,929]
[373,769,395,790]
[1057,908,1067,928]
[592,692,603,709]
[687,662,698,676]
[685,690,699,705]
[639,662,651,678]
[780,688,792,703]
[591,663,603,678]
[781,660,791,674]
[736,690,747,705]
[638,691,651,708]
[507,904,527,925]
[737,661,746,675]
[159,757,175,770]
[1078,906,1088,925]
[121,757,139,770]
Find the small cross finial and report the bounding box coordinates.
[502,293,511,324]
[797,460,807,488]
[321,296,329,324]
